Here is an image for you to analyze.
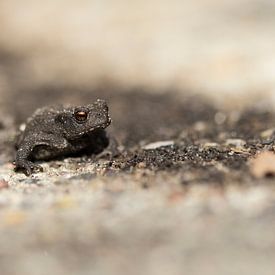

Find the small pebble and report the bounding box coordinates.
[0,179,9,189]
[202,142,220,148]
[225,139,246,147]
[260,128,275,139]
[250,151,275,178]
[143,140,174,150]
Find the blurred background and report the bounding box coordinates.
[1,2,275,275]
[1,0,275,106]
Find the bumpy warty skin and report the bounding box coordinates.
[14,99,111,176]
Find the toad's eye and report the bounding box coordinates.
[74,110,88,123]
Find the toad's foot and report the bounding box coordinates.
[95,137,121,160]
[14,160,43,176]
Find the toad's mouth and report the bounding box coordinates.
[90,119,111,132]
[70,116,111,139]
[91,115,111,131]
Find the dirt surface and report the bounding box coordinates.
[0,84,275,275]
[1,0,275,272]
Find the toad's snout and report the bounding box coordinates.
[94,99,108,113]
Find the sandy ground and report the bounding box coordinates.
[1,1,275,275]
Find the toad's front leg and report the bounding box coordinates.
[14,142,43,176]
[14,134,68,176]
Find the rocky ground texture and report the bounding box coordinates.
[0,87,275,275]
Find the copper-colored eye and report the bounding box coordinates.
[74,110,88,122]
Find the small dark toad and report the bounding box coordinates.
[14,99,112,176]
